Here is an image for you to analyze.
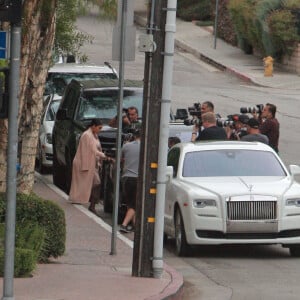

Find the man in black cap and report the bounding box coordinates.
[241,118,269,145]
[226,114,249,140]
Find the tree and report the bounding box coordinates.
[0,0,113,193]
[0,0,57,193]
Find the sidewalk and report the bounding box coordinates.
[0,174,183,300]
[134,12,300,91]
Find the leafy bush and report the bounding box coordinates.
[228,0,256,53]
[215,0,237,46]
[228,0,299,58]
[281,0,300,9]
[0,248,37,277]
[0,223,45,258]
[267,9,299,57]
[0,223,45,277]
[0,193,66,262]
[177,0,213,21]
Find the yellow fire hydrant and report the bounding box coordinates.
[263,56,274,77]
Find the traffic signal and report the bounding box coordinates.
[0,67,9,119]
[0,0,22,24]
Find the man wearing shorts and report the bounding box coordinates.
[119,129,141,233]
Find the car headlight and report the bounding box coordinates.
[286,198,300,207]
[46,133,52,144]
[193,199,216,208]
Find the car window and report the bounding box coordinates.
[167,147,181,176]
[46,100,61,121]
[182,149,287,177]
[45,72,117,95]
[75,89,143,121]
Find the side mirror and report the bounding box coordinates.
[289,165,300,176]
[56,108,68,121]
[166,165,174,180]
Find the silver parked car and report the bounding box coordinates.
[164,141,300,257]
[36,93,61,173]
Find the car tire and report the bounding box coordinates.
[289,245,300,257]
[175,208,190,257]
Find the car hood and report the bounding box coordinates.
[180,176,292,197]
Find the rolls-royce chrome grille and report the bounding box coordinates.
[226,195,277,221]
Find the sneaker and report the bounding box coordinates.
[119,224,132,233]
[126,224,134,232]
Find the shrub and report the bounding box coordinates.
[0,248,37,277]
[267,9,299,57]
[0,223,45,258]
[0,223,45,277]
[228,0,256,53]
[215,0,237,46]
[0,193,66,262]
[177,0,212,21]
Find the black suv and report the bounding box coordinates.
[52,78,143,197]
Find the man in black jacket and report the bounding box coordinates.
[196,112,227,141]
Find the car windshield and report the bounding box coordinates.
[75,89,143,121]
[46,100,61,121]
[45,72,117,95]
[182,149,287,177]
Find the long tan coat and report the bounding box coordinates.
[69,128,105,204]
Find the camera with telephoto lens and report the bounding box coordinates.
[216,118,234,128]
[216,114,238,128]
[184,102,202,126]
[240,104,264,114]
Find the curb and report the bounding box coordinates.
[145,263,183,300]
[146,263,184,300]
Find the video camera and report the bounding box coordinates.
[184,102,202,126]
[240,104,264,114]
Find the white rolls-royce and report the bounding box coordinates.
[164,141,300,256]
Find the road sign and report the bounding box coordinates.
[0,31,7,58]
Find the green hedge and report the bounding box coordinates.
[0,193,66,262]
[0,223,45,277]
[0,248,37,278]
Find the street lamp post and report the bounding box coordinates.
[214,0,219,49]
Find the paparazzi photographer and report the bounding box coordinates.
[226,114,249,140]
[191,101,217,141]
[253,103,279,152]
[241,118,269,145]
[109,106,141,134]
[195,112,227,141]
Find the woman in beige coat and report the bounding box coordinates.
[69,118,111,213]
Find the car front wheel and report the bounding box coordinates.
[175,208,190,257]
[289,245,300,257]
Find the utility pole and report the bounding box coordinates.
[132,0,167,277]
